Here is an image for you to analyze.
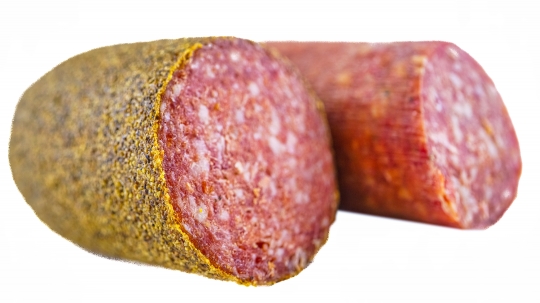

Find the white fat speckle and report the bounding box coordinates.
[205,66,215,78]
[230,51,240,62]
[449,73,463,89]
[270,62,280,71]
[485,187,493,201]
[215,136,225,161]
[453,102,473,119]
[269,110,281,135]
[288,178,297,192]
[256,153,265,164]
[163,89,172,101]
[248,82,260,96]
[431,90,443,112]
[463,211,473,226]
[193,139,208,155]
[195,205,208,222]
[430,131,458,154]
[188,194,207,222]
[268,136,284,154]
[282,86,294,100]
[234,161,244,173]
[450,153,461,167]
[278,230,290,244]
[286,158,298,172]
[479,129,499,158]
[190,163,202,175]
[425,62,434,72]
[253,132,261,140]
[160,101,167,113]
[171,125,179,136]
[191,139,210,175]
[448,47,459,58]
[163,111,170,122]
[258,176,270,188]
[451,115,463,142]
[474,84,486,98]
[286,133,298,153]
[172,83,184,98]
[198,105,210,124]
[188,195,196,209]
[469,167,478,181]
[234,189,245,200]
[502,189,512,199]
[460,170,469,183]
[451,175,478,221]
[275,248,285,258]
[197,158,210,174]
[321,217,330,227]
[219,210,230,221]
[487,84,498,98]
[254,104,263,113]
[291,248,307,270]
[243,163,251,182]
[268,180,277,197]
[235,110,245,123]
[295,192,308,204]
[487,141,499,158]
[450,179,463,205]
[464,103,473,118]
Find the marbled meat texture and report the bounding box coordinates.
[9,37,338,285]
[266,41,521,228]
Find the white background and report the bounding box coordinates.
[1,1,539,302]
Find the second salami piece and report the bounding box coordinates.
[266,41,522,229]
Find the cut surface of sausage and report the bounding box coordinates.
[266,41,521,228]
[159,39,337,282]
[421,44,521,227]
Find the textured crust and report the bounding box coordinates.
[8,37,281,285]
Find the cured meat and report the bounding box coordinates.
[9,37,338,285]
[266,41,521,228]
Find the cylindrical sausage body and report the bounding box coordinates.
[9,37,338,285]
[266,41,521,228]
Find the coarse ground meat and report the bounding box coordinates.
[266,41,521,228]
[159,38,337,282]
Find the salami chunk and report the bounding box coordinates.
[9,37,338,285]
[266,41,521,228]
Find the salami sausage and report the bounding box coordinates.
[9,37,338,285]
[266,41,521,229]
